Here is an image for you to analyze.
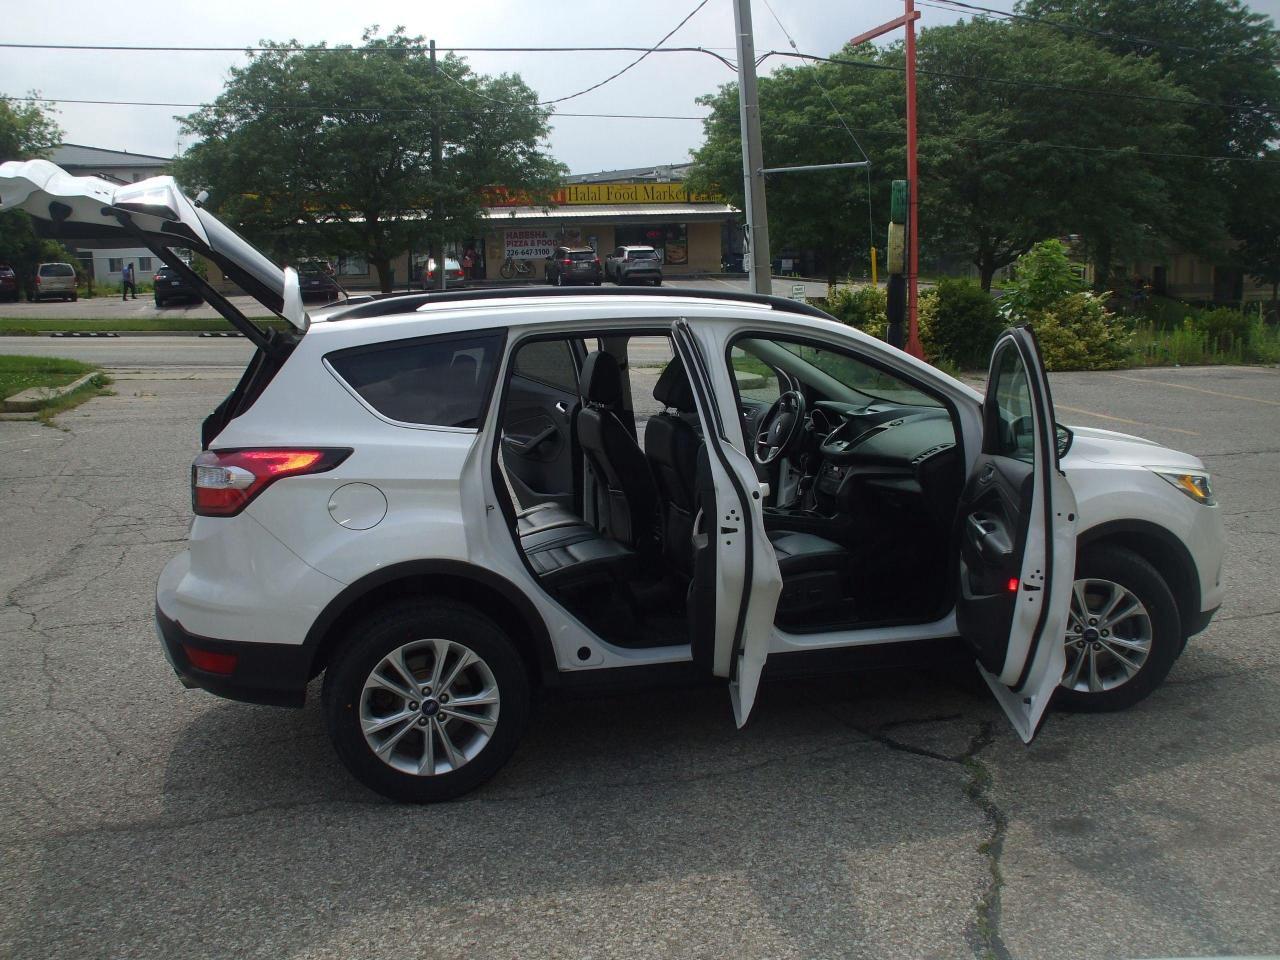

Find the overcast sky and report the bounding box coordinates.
[3,0,1278,175]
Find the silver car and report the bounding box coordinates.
[606,245,663,285]
[34,262,77,301]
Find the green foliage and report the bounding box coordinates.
[816,285,887,338]
[173,28,564,292]
[923,278,1003,369]
[0,93,61,161]
[0,354,95,399]
[1131,309,1280,366]
[999,239,1088,317]
[1034,292,1132,370]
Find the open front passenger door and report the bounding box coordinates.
[673,320,782,727]
[956,327,1077,742]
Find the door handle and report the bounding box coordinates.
[967,515,1012,562]
[505,426,557,454]
[555,400,569,415]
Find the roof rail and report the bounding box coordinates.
[321,284,835,323]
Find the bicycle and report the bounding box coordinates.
[499,257,537,280]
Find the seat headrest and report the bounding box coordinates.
[652,356,697,413]
[581,350,622,406]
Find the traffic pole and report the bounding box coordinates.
[733,0,773,296]
[904,0,923,358]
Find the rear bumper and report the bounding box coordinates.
[155,606,311,707]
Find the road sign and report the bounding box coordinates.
[790,283,807,302]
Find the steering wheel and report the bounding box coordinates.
[753,390,807,465]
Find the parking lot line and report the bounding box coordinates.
[1110,373,1280,407]
[1056,403,1199,437]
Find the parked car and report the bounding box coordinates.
[34,262,77,301]
[153,265,201,307]
[544,246,602,286]
[0,263,17,302]
[606,245,663,285]
[422,257,468,289]
[298,260,341,303]
[4,160,1227,806]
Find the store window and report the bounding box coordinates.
[613,223,688,264]
[108,258,123,273]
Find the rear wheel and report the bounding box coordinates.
[323,600,530,802]
[653,278,662,286]
[1056,546,1182,713]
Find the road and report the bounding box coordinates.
[1,350,1277,960]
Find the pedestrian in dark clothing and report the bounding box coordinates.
[122,262,137,300]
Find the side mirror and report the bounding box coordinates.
[1056,423,1074,460]
[280,266,310,332]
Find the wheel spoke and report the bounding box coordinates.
[441,706,496,733]
[1101,597,1141,631]
[435,718,464,770]
[362,709,416,735]
[368,671,416,702]
[1101,633,1150,654]
[439,649,477,696]
[1064,647,1087,688]
[373,715,418,757]
[1096,582,1129,624]
[1100,640,1143,676]
[427,638,451,691]
[1087,645,1103,692]
[387,646,422,696]
[417,721,436,776]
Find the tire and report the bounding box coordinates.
[155,297,165,307]
[653,278,662,287]
[1056,545,1182,713]
[500,263,515,280]
[71,293,78,302]
[323,599,531,802]
[594,280,602,286]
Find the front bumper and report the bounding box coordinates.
[155,606,311,707]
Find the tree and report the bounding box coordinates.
[1230,150,1280,320]
[689,21,1197,290]
[0,94,68,299]
[174,27,564,292]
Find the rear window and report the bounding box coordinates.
[328,331,506,428]
[567,251,596,262]
[629,249,658,260]
[39,263,75,277]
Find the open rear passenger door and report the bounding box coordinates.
[673,320,783,727]
[956,327,1077,742]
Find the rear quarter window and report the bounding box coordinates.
[328,330,506,429]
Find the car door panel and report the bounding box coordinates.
[674,319,782,727]
[956,327,1077,742]
[500,340,582,510]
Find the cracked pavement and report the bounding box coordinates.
[1,354,1277,959]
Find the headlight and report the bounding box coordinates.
[1149,468,1216,505]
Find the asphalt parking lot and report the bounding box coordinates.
[0,353,1276,960]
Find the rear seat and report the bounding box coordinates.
[520,522,636,589]
[515,502,582,535]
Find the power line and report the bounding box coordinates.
[761,48,1280,117]
[0,42,736,56]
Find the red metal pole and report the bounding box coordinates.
[904,0,924,359]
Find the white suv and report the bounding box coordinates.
[3,161,1226,803]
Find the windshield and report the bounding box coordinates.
[735,337,942,408]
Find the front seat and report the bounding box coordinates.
[576,351,658,551]
[644,356,701,575]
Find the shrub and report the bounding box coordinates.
[1194,307,1249,352]
[1033,292,1132,371]
[999,239,1087,319]
[820,284,887,338]
[922,278,1002,370]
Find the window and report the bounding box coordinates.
[730,345,781,403]
[108,258,124,273]
[752,338,941,408]
[514,339,578,393]
[39,263,75,277]
[138,257,153,271]
[328,332,505,428]
[337,255,368,277]
[988,342,1035,464]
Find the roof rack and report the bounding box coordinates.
[322,284,834,323]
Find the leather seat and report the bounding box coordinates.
[576,351,658,551]
[515,502,582,535]
[767,529,851,617]
[520,523,636,589]
[644,357,701,575]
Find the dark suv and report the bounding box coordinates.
[544,246,602,286]
[153,265,201,307]
[0,264,17,302]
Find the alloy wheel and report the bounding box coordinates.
[359,638,501,776]
[1062,578,1153,694]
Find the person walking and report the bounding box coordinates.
[121,262,137,301]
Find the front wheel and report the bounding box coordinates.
[323,600,531,802]
[1057,546,1182,713]
[499,262,515,280]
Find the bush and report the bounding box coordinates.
[1195,306,1249,352]
[999,239,1087,319]
[922,278,1002,370]
[1033,292,1132,370]
[819,284,887,338]
[1131,307,1280,366]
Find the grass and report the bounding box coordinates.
[0,355,97,399]
[1130,314,1280,367]
[0,317,281,335]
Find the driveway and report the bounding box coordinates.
[0,360,1276,959]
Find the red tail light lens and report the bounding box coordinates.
[562,259,572,265]
[183,644,237,674]
[191,447,351,516]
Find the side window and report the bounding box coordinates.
[328,331,504,428]
[513,338,578,393]
[989,343,1035,463]
[730,345,781,403]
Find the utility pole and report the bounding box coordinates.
[430,39,446,291]
[903,0,923,357]
[733,0,772,296]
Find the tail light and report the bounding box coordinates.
[34,275,41,286]
[593,257,601,265]
[192,447,351,516]
[562,259,572,266]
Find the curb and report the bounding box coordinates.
[2,372,100,413]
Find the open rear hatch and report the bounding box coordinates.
[0,159,311,446]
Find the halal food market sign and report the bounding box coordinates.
[504,229,555,260]
[559,183,719,204]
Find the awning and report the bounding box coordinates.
[481,203,738,225]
